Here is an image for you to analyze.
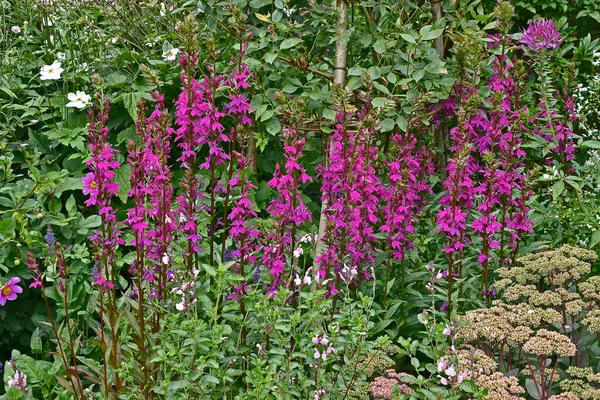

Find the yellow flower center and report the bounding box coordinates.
[1,286,11,296]
[90,181,98,189]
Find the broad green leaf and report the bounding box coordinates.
[280,38,303,50]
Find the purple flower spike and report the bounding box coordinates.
[520,19,564,52]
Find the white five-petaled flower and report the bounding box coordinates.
[66,91,91,109]
[162,47,180,61]
[40,61,64,80]
[11,26,21,34]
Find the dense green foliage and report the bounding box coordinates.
[2,0,600,399]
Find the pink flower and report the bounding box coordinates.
[0,277,23,306]
[520,18,564,52]
[7,370,27,391]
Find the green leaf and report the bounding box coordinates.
[0,218,16,238]
[30,328,43,354]
[121,92,152,121]
[114,164,132,203]
[552,180,565,200]
[80,215,101,229]
[580,140,600,149]
[525,379,541,400]
[410,357,420,369]
[381,118,395,132]
[590,230,600,248]
[282,84,298,93]
[421,28,444,41]
[374,39,387,54]
[260,109,275,122]
[280,38,303,50]
[400,33,416,44]
[461,380,477,393]
[266,117,281,135]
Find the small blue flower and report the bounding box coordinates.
[45,224,56,249]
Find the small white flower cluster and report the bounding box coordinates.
[593,51,600,67]
[299,233,318,243]
[313,388,326,400]
[437,359,466,386]
[294,267,312,287]
[339,263,357,283]
[312,334,335,361]
[172,273,199,311]
[293,246,303,258]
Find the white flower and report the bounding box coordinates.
[162,253,170,265]
[76,62,89,73]
[445,366,456,377]
[293,247,303,258]
[442,327,451,336]
[66,91,91,109]
[319,336,328,345]
[11,26,21,34]
[57,52,66,60]
[303,275,312,285]
[294,274,302,286]
[313,349,320,359]
[107,36,119,44]
[40,61,64,80]
[437,360,446,372]
[283,6,295,16]
[440,376,448,385]
[163,47,180,61]
[175,301,185,311]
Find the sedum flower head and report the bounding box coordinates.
[476,372,525,400]
[523,329,576,357]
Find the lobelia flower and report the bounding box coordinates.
[0,277,23,306]
[316,87,384,295]
[162,47,180,61]
[40,61,63,80]
[520,18,564,52]
[66,91,91,109]
[263,126,312,291]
